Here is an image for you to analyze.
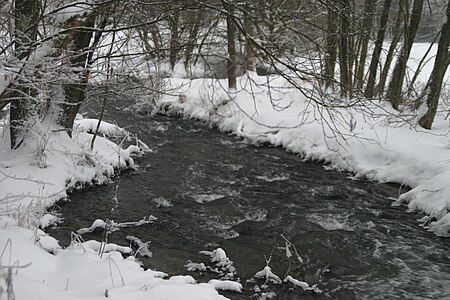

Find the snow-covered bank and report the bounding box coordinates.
[0,116,143,219]
[157,70,450,237]
[0,226,227,300]
[0,116,229,299]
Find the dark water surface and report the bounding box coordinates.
[49,101,450,299]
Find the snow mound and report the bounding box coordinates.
[0,226,227,300]
[208,279,242,292]
[75,119,128,137]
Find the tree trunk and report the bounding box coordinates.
[184,9,202,77]
[354,0,375,90]
[323,0,339,88]
[10,0,39,149]
[364,0,392,98]
[418,0,450,129]
[60,17,95,136]
[222,1,237,90]
[386,0,424,109]
[376,2,404,96]
[339,0,351,97]
[244,5,256,73]
[169,11,180,70]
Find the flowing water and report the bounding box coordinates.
[48,99,450,299]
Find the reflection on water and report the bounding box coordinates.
[49,100,450,299]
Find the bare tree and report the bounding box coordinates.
[386,0,424,109]
[354,0,375,90]
[364,0,392,99]
[419,0,450,129]
[338,0,351,97]
[9,0,39,148]
[222,0,237,90]
[243,3,256,73]
[323,0,339,89]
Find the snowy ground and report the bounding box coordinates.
[0,42,449,299]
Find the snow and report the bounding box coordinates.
[200,248,237,279]
[52,1,94,24]
[254,266,282,284]
[169,275,197,284]
[76,119,129,137]
[126,236,152,257]
[76,217,157,235]
[185,261,207,272]
[77,219,106,234]
[201,248,231,266]
[39,213,60,229]
[208,279,243,292]
[1,41,450,299]
[0,226,228,300]
[0,117,124,215]
[82,240,133,255]
[284,275,322,293]
[155,43,450,238]
[0,114,232,299]
[283,275,309,290]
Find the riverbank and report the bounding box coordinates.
[157,70,450,237]
[0,115,231,299]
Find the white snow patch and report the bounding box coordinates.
[185,261,207,272]
[254,266,282,284]
[208,279,242,292]
[39,213,59,229]
[169,275,196,284]
[76,118,128,137]
[82,240,133,255]
[77,219,106,234]
[284,275,322,293]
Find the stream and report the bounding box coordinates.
[48,99,450,299]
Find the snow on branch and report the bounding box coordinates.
[284,275,322,293]
[254,266,282,284]
[75,118,129,137]
[82,240,132,255]
[126,235,152,257]
[76,216,157,234]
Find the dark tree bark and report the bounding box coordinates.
[386,0,424,109]
[10,0,39,149]
[244,4,256,73]
[323,0,339,88]
[376,2,404,96]
[419,0,450,129]
[222,0,237,90]
[169,11,180,70]
[60,16,95,137]
[364,0,392,98]
[354,0,375,90]
[339,0,351,97]
[184,9,203,77]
